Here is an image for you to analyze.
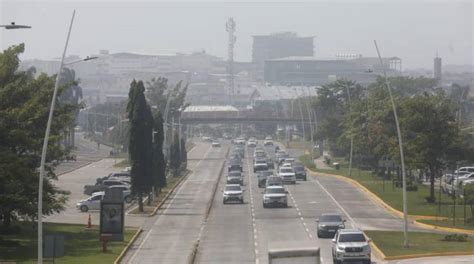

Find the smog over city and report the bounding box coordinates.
[0,1,473,263]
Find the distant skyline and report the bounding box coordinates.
[1,0,472,69]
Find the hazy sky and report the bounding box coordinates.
[1,0,472,69]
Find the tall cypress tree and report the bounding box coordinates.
[128,80,153,212]
[169,131,181,176]
[152,110,166,192]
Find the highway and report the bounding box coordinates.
[121,141,461,264]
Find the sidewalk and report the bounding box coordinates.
[314,151,333,170]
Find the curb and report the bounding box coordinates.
[57,161,94,176]
[383,251,474,261]
[413,219,474,235]
[369,241,386,260]
[308,170,448,221]
[148,170,191,217]
[114,228,142,264]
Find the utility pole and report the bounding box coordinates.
[345,83,354,178]
[226,18,236,105]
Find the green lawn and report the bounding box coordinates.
[0,222,135,263]
[365,230,474,257]
[306,160,469,220]
[418,219,474,230]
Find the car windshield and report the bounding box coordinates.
[281,168,293,173]
[320,215,342,222]
[339,233,366,242]
[265,188,285,194]
[225,186,241,191]
[229,172,241,177]
[294,166,304,172]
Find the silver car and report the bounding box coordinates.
[332,229,371,264]
[76,192,104,212]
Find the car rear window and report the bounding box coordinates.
[320,215,342,222]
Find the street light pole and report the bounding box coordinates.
[374,40,409,248]
[345,83,354,178]
[38,10,75,264]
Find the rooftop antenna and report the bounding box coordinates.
[226,17,236,105]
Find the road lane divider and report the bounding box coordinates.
[188,146,229,264]
[287,188,314,240]
[245,147,260,264]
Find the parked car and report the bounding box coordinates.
[257,171,274,188]
[278,167,296,184]
[316,213,346,238]
[76,192,104,212]
[455,166,474,174]
[96,172,130,184]
[332,229,371,264]
[84,179,130,195]
[92,185,133,203]
[262,185,288,208]
[222,184,244,204]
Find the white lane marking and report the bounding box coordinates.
[127,145,212,264]
[287,188,313,240]
[313,179,358,229]
[245,147,259,264]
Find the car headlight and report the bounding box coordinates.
[337,245,345,251]
[319,224,326,228]
[363,245,371,252]
[338,224,345,228]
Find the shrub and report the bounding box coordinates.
[443,233,468,242]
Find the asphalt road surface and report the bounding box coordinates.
[123,142,229,264]
[121,142,472,264]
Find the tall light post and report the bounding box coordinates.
[374,40,409,247]
[344,82,354,178]
[37,11,75,263]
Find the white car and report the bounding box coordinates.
[247,140,257,147]
[223,184,244,204]
[92,185,134,203]
[262,185,288,208]
[212,141,221,147]
[76,192,104,212]
[332,229,371,264]
[278,167,296,184]
[281,163,292,168]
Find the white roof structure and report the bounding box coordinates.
[183,105,239,112]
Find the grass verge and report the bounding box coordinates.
[365,230,474,258]
[0,222,135,263]
[113,159,130,168]
[417,219,474,231]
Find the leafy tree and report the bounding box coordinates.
[0,44,76,227]
[127,80,154,212]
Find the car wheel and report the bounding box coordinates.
[241,199,244,204]
[80,205,88,212]
[125,196,133,203]
[223,199,226,204]
[317,231,321,238]
[263,203,266,208]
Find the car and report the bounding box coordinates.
[228,163,243,172]
[278,167,296,184]
[262,185,288,208]
[263,140,274,146]
[92,185,134,203]
[76,192,104,212]
[84,179,130,195]
[257,171,274,188]
[247,140,257,147]
[222,184,244,204]
[455,166,474,174]
[265,136,273,140]
[293,165,307,181]
[316,213,346,238]
[281,162,292,168]
[254,160,269,173]
[332,229,371,264]
[96,172,130,184]
[266,176,283,187]
[212,141,221,147]
[202,136,212,142]
[227,171,243,185]
[277,153,290,164]
[254,150,267,159]
[266,157,275,169]
[234,138,246,145]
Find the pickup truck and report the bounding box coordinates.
[83,179,130,195]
